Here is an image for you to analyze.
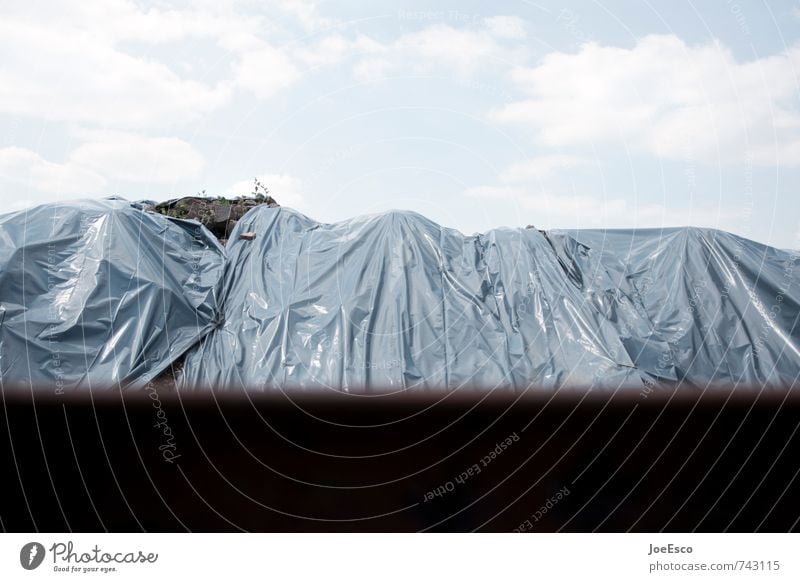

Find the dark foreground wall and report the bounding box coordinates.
[2,389,799,532]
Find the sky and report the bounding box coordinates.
[1,0,799,248]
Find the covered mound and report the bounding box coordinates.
[2,200,797,393]
[0,199,224,390]
[547,228,800,388]
[179,207,800,392]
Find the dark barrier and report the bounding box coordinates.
[2,388,799,532]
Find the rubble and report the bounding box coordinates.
[150,195,278,242]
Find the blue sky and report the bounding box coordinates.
[1,0,799,247]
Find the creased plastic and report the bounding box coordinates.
[546,228,800,388]
[0,199,224,390]
[179,207,800,392]
[2,201,797,392]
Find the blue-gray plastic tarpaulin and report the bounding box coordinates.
[179,207,800,392]
[1,201,797,392]
[0,199,224,390]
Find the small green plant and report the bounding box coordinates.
[251,177,269,202]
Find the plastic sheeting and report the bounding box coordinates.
[179,207,800,392]
[2,201,797,392]
[0,199,224,390]
[546,227,800,387]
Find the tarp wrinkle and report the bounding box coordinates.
[0,199,224,390]
[1,202,798,392]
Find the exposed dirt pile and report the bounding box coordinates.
[151,194,278,242]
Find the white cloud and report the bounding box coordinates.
[0,147,106,195]
[484,16,527,40]
[491,35,800,166]
[0,131,204,206]
[224,173,307,210]
[295,34,386,67]
[3,0,267,47]
[353,58,393,83]
[0,1,532,127]
[397,24,509,73]
[351,20,529,81]
[233,46,302,98]
[0,8,234,128]
[271,0,331,32]
[0,0,337,128]
[69,132,205,183]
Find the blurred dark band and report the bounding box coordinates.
[1,385,799,532]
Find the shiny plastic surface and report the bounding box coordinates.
[547,227,800,388]
[2,201,797,392]
[0,199,224,390]
[179,207,799,392]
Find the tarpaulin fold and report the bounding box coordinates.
[178,207,800,392]
[0,199,224,390]
[1,201,797,392]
